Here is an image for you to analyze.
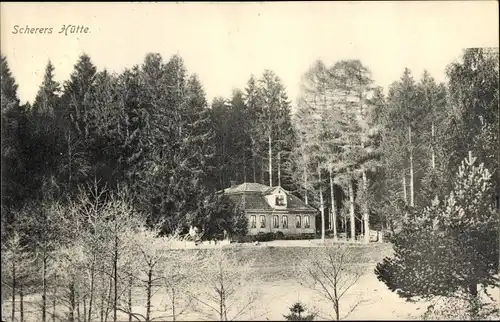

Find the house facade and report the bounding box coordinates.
[223,182,318,236]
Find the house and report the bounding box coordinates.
[223,182,318,236]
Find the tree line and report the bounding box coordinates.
[291,49,499,243]
[3,49,497,241]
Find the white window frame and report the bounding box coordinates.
[260,215,266,228]
[250,215,256,228]
[282,215,288,228]
[273,215,279,228]
[304,215,310,228]
[275,194,286,206]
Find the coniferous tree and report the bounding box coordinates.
[228,89,254,184]
[444,48,499,204]
[1,54,27,229]
[61,54,98,139]
[59,54,98,194]
[244,75,265,184]
[210,96,232,189]
[33,61,60,116]
[375,153,499,320]
[257,70,294,188]
[25,61,64,201]
[444,47,500,272]
[385,69,424,210]
[295,60,332,241]
[177,73,218,228]
[283,302,316,321]
[417,71,449,203]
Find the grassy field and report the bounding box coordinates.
[130,241,431,321]
[5,241,499,321]
[144,241,499,321]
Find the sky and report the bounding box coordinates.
[1,1,499,107]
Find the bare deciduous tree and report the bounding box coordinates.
[296,243,366,321]
[2,230,33,322]
[116,227,183,322]
[189,247,263,321]
[160,250,199,321]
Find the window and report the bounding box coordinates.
[260,215,266,228]
[304,215,310,228]
[296,215,302,228]
[250,215,256,228]
[273,215,279,228]
[282,215,288,229]
[275,194,286,206]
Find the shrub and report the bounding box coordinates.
[255,232,274,242]
[274,231,285,240]
[283,301,316,321]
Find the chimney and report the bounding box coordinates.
[230,180,236,187]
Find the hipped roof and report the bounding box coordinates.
[222,182,317,213]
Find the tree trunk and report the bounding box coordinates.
[83,296,87,322]
[42,251,47,322]
[76,291,80,322]
[171,286,176,322]
[219,288,224,321]
[105,276,113,322]
[113,229,118,322]
[349,178,356,242]
[69,283,75,322]
[219,169,224,191]
[52,276,57,322]
[468,282,479,319]
[343,201,348,237]
[268,135,272,187]
[362,170,370,243]
[260,157,265,185]
[408,126,414,207]
[431,121,440,202]
[20,284,24,322]
[303,158,308,205]
[335,300,340,321]
[11,259,16,322]
[88,263,95,322]
[277,151,281,186]
[128,276,133,322]
[318,166,325,242]
[333,287,340,321]
[329,165,337,240]
[100,288,105,322]
[403,172,407,204]
[379,221,384,243]
[359,98,370,243]
[431,121,436,169]
[328,169,333,231]
[146,268,153,322]
[251,140,257,183]
[67,130,73,192]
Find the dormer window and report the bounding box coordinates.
[275,193,286,206]
[266,187,288,209]
[275,195,285,206]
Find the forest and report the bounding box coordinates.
[1,47,499,321]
